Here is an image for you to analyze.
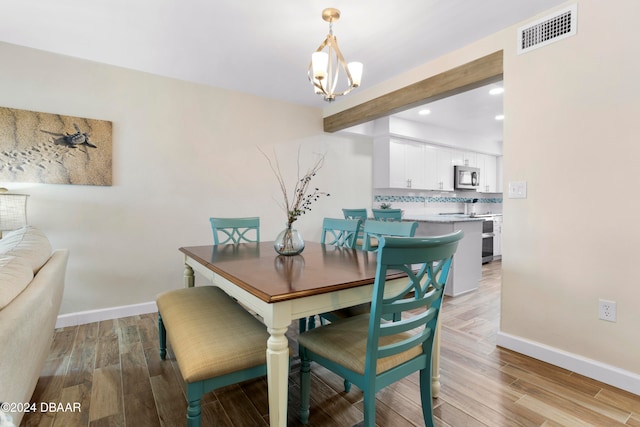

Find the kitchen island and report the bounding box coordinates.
[404,214,483,296]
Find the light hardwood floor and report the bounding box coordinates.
[22,261,640,426]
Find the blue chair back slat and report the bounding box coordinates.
[342,208,368,250]
[372,208,402,222]
[361,219,418,251]
[209,217,260,244]
[320,218,362,248]
[342,208,368,221]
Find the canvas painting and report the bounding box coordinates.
[0,107,112,186]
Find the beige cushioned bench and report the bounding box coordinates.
[156,285,272,426]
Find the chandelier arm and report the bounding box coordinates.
[328,36,354,86]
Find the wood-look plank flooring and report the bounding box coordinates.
[22,261,640,426]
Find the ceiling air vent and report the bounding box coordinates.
[517,4,577,54]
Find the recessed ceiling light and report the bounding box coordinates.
[418,109,431,115]
[495,114,505,121]
[489,87,504,95]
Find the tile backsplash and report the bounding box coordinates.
[374,189,502,216]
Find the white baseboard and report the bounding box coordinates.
[497,331,640,396]
[56,301,157,328]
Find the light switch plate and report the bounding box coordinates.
[508,181,527,198]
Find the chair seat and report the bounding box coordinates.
[156,286,270,382]
[298,314,423,375]
[322,276,409,321]
[324,303,371,320]
[356,236,378,249]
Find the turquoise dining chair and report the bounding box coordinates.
[342,208,368,249]
[342,208,368,221]
[320,218,419,392]
[301,217,363,333]
[361,219,418,251]
[323,219,419,323]
[298,231,464,427]
[209,217,260,244]
[320,217,362,248]
[372,208,403,222]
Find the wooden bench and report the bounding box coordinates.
[156,285,272,427]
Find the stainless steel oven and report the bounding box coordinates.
[482,218,494,264]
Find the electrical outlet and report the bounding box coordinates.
[598,299,617,322]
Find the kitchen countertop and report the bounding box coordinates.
[404,214,486,223]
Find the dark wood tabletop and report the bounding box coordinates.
[179,241,392,303]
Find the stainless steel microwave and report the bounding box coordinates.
[454,165,480,190]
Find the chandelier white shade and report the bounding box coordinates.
[308,8,363,102]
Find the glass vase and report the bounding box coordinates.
[274,224,305,255]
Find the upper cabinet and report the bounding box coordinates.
[451,150,477,168]
[374,138,500,193]
[375,138,427,189]
[476,153,497,193]
[424,145,454,191]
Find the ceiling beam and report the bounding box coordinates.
[323,50,504,133]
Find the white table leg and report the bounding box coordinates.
[266,326,290,427]
[184,263,194,288]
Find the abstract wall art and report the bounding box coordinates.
[0,107,112,186]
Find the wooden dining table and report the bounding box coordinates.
[179,241,443,427]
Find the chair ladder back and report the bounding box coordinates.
[342,209,368,250]
[342,208,368,221]
[321,218,362,248]
[367,233,461,362]
[210,217,260,244]
[362,220,418,251]
[372,208,403,222]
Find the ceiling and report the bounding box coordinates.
[0,0,564,137]
[392,81,505,143]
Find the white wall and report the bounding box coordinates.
[325,0,640,392]
[0,41,373,316]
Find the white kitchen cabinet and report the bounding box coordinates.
[374,138,499,193]
[375,138,427,189]
[477,153,497,193]
[452,150,477,168]
[436,148,454,191]
[496,156,503,193]
[404,141,427,189]
[423,146,454,191]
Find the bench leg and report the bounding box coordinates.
[186,384,203,427]
[158,313,167,360]
[186,397,201,427]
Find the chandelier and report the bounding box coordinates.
[308,8,363,102]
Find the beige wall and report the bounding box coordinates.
[328,0,640,389]
[0,42,373,315]
[501,0,640,377]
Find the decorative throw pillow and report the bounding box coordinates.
[0,255,34,310]
[0,226,52,273]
